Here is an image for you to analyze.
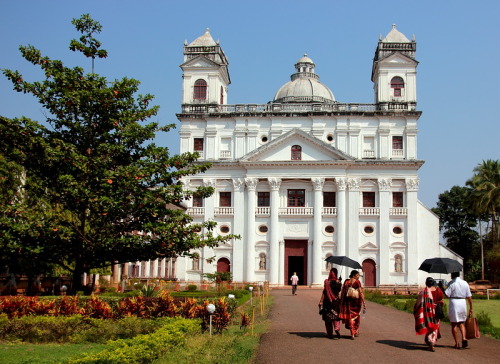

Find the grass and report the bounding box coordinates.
[471,299,500,327]
[0,343,107,364]
[153,296,272,364]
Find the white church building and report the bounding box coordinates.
[117,25,461,288]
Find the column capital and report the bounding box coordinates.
[244,177,258,190]
[405,178,419,191]
[347,178,360,191]
[268,177,282,191]
[335,177,347,191]
[203,178,216,188]
[311,177,325,191]
[181,178,191,189]
[233,178,246,191]
[378,178,392,191]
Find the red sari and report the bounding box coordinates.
[339,278,364,336]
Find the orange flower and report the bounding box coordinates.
[107,179,113,184]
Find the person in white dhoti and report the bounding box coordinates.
[444,272,473,349]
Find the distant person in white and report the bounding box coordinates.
[290,273,299,295]
[444,272,473,349]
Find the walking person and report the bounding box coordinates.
[318,268,342,339]
[414,277,441,351]
[445,271,473,349]
[290,272,299,295]
[339,270,365,339]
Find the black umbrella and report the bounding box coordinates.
[418,258,463,274]
[325,256,362,269]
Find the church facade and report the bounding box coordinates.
[167,26,460,287]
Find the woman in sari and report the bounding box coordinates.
[414,277,441,351]
[339,270,365,339]
[318,268,342,339]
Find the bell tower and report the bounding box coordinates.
[371,25,418,107]
[180,29,230,106]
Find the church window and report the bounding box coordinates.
[288,189,305,207]
[325,225,335,234]
[391,76,404,97]
[258,192,270,207]
[193,79,207,100]
[323,192,336,207]
[258,225,268,233]
[219,192,232,207]
[220,86,224,104]
[193,195,204,207]
[194,138,204,151]
[392,136,403,150]
[393,226,403,235]
[392,192,404,207]
[291,145,302,160]
[219,225,230,234]
[362,192,376,207]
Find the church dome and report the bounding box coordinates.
[274,54,335,103]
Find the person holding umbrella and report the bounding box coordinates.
[318,268,342,339]
[445,272,473,349]
[339,270,365,339]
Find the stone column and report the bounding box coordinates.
[112,263,120,284]
[406,178,419,285]
[312,177,325,286]
[335,178,347,257]
[268,177,282,285]
[347,178,360,259]
[232,178,246,282]
[201,178,217,274]
[279,239,285,285]
[378,178,392,285]
[244,178,258,282]
[151,259,159,278]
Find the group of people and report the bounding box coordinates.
[414,271,473,351]
[314,268,473,351]
[317,268,365,340]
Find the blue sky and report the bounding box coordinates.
[1,0,498,207]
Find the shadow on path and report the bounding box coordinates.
[288,331,327,339]
[377,339,432,351]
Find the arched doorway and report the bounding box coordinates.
[217,258,230,273]
[362,259,376,287]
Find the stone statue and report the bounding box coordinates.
[259,254,266,270]
[395,255,402,272]
[192,256,200,271]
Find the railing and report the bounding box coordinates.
[321,207,337,215]
[392,149,404,158]
[220,150,231,159]
[359,207,380,216]
[214,207,234,215]
[255,207,270,216]
[278,207,314,216]
[390,207,408,216]
[187,207,205,216]
[363,150,375,158]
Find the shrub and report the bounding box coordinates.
[476,311,492,327]
[187,284,198,291]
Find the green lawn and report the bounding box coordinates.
[456,299,500,328]
[0,343,107,364]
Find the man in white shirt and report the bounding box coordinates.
[445,271,473,349]
[290,273,299,295]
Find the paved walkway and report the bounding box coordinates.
[255,288,499,364]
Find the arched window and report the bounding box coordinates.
[391,76,404,97]
[291,145,302,160]
[193,79,207,100]
[220,86,224,104]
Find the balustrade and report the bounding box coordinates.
[278,207,314,216]
[390,207,408,216]
[214,207,234,215]
[359,207,380,216]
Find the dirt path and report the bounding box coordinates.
[255,288,499,364]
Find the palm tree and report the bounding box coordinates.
[467,160,500,279]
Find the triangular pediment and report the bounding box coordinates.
[180,55,220,69]
[377,52,418,66]
[240,129,355,163]
[360,242,379,250]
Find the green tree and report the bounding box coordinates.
[466,159,500,281]
[1,14,231,294]
[432,185,480,280]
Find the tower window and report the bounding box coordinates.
[391,76,404,97]
[194,138,204,151]
[193,195,204,207]
[392,136,403,150]
[194,79,207,100]
[288,189,305,207]
[258,192,270,207]
[291,145,302,160]
[220,86,224,104]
